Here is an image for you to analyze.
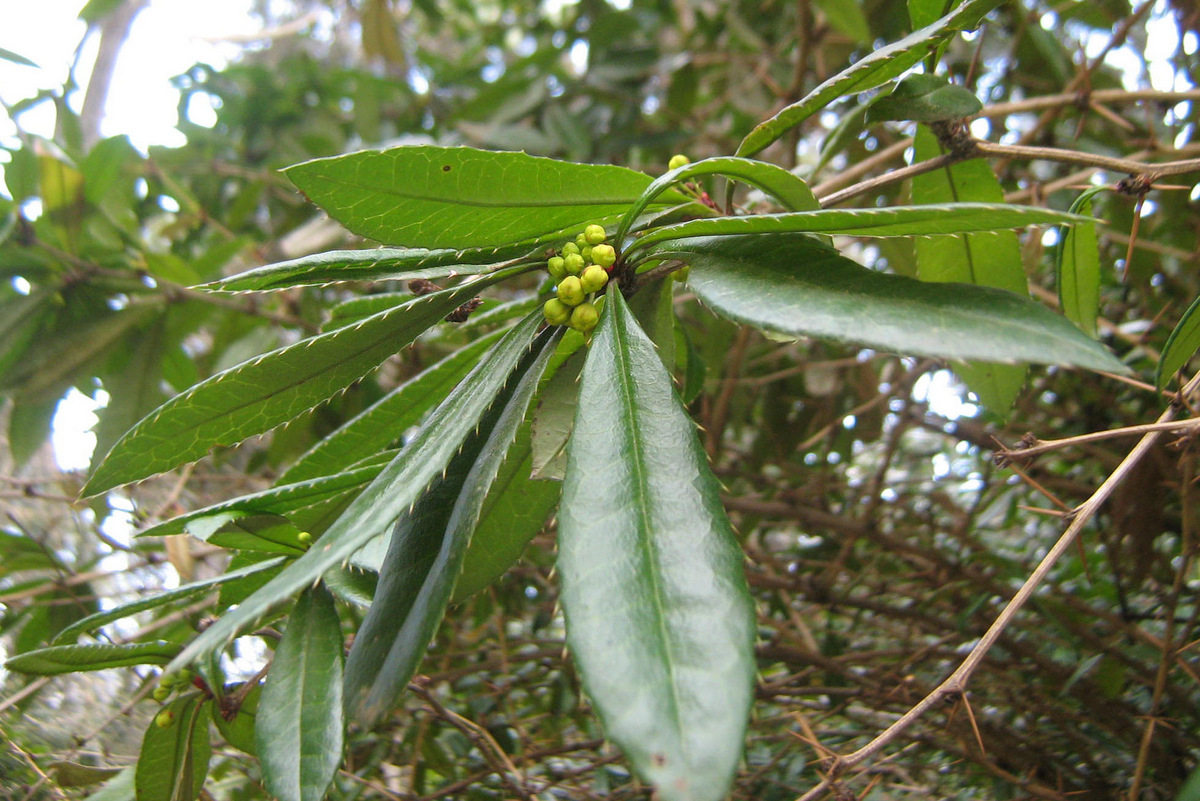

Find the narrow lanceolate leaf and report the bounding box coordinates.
[648,233,1130,373]
[285,145,687,249]
[257,584,344,801]
[1158,293,1200,390]
[614,156,816,245]
[1056,186,1105,339]
[626,204,1087,259]
[135,695,211,801]
[912,125,1028,410]
[6,641,181,675]
[865,73,982,122]
[280,330,503,484]
[52,558,286,644]
[736,0,1004,157]
[84,275,504,496]
[344,327,559,726]
[168,312,546,673]
[557,290,756,801]
[203,243,541,292]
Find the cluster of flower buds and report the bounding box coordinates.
[152,668,193,704]
[543,224,616,333]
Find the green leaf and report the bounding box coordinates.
[203,244,540,292]
[865,74,982,122]
[213,683,260,755]
[0,47,39,68]
[84,274,509,496]
[0,289,54,381]
[626,203,1086,260]
[648,233,1130,373]
[5,641,181,675]
[285,145,683,249]
[1056,187,1105,339]
[557,290,756,801]
[192,513,309,554]
[256,584,344,801]
[50,762,125,788]
[51,558,287,644]
[812,0,870,42]
[1157,293,1200,390]
[452,418,560,601]
[167,311,547,673]
[136,696,211,801]
[615,156,817,247]
[85,767,135,801]
[736,0,1004,157]
[279,330,503,484]
[0,527,64,576]
[344,326,559,725]
[909,0,959,30]
[911,125,1028,409]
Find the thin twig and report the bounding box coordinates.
[995,417,1200,464]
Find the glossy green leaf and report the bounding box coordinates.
[615,156,816,246]
[909,0,959,30]
[557,290,756,801]
[52,557,286,644]
[1056,186,1104,339]
[6,641,181,675]
[648,233,1129,373]
[285,145,683,249]
[135,695,211,801]
[168,312,546,673]
[280,329,502,484]
[1158,293,1200,390]
[257,583,344,801]
[85,275,508,496]
[626,203,1086,259]
[344,326,558,725]
[213,682,260,755]
[203,243,540,292]
[530,346,584,481]
[912,125,1028,409]
[865,74,982,122]
[194,513,309,554]
[736,0,1004,157]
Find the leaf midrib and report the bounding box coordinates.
[305,171,652,209]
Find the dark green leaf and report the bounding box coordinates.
[203,244,540,292]
[168,312,546,672]
[50,762,124,788]
[191,513,309,554]
[1056,187,1105,339]
[256,584,344,801]
[865,74,983,122]
[911,125,1028,409]
[285,145,683,249]
[6,641,181,675]
[615,156,816,246]
[1158,293,1200,390]
[736,0,1004,157]
[344,326,559,725]
[626,203,1085,259]
[909,0,959,30]
[85,275,509,496]
[557,290,756,801]
[648,233,1129,373]
[135,695,211,801]
[213,683,260,755]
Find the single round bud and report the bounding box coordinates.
[581,245,593,263]
[575,232,589,249]
[580,264,608,294]
[152,685,171,702]
[557,276,585,307]
[563,253,585,275]
[668,154,690,171]
[543,298,572,325]
[561,241,580,257]
[584,224,607,245]
[547,256,567,281]
[570,302,600,332]
[155,710,175,728]
[297,531,313,546]
[591,244,617,269]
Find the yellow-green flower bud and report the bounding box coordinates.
[581,245,593,262]
[543,298,572,325]
[584,224,606,245]
[563,253,585,275]
[155,710,175,728]
[547,256,567,280]
[668,154,690,171]
[591,244,616,269]
[557,276,585,306]
[562,241,580,257]
[580,264,608,294]
[575,232,589,249]
[152,685,171,702]
[297,531,313,546]
[570,302,600,332]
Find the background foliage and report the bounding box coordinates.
[3,0,1200,799]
